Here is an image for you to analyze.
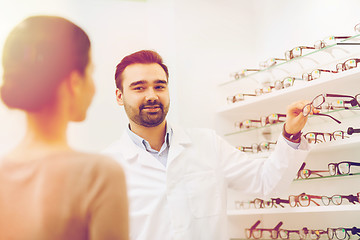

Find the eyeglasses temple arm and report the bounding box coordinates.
[308,194,322,206]
[250,220,261,229]
[273,221,283,230]
[299,46,316,50]
[324,93,354,99]
[349,162,360,166]
[345,195,358,204]
[318,69,338,73]
[313,113,341,124]
[347,127,360,135]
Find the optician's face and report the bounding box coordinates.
[116,63,170,128]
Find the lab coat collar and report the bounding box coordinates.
[116,123,192,168]
[166,124,192,167]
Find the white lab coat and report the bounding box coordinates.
[103,125,310,240]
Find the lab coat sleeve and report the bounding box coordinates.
[217,132,310,197]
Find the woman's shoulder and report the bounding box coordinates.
[61,151,124,174]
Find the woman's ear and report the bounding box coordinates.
[67,71,83,96]
[116,88,124,106]
[60,70,85,122]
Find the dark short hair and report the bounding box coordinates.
[1,15,91,112]
[114,50,169,91]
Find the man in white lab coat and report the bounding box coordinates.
[103,50,310,240]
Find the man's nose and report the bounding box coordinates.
[145,88,159,101]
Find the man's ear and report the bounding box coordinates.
[116,88,124,106]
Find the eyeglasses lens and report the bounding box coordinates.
[259,61,267,68]
[332,131,344,140]
[271,230,278,239]
[252,144,259,153]
[274,80,282,90]
[235,94,245,102]
[305,133,316,143]
[262,86,272,93]
[289,196,297,207]
[328,164,337,176]
[314,40,325,49]
[227,96,235,104]
[300,169,310,179]
[335,228,347,240]
[279,230,288,239]
[331,195,342,205]
[292,47,302,58]
[254,199,262,209]
[327,228,334,239]
[312,95,325,108]
[245,229,252,239]
[338,162,350,174]
[283,78,293,88]
[302,104,312,117]
[345,59,357,70]
[267,58,276,67]
[268,114,278,124]
[260,116,267,126]
[252,229,262,239]
[260,142,269,151]
[302,73,311,81]
[242,120,252,128]
[299,195,310,206]
[336,63,344,72]
[355,23,360,33]
[311,69,321,79]
[255,88,262,96]
[321,196,331,206]
[355,94,360,106]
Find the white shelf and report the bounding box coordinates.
[217,67,360,117]
[227,204,360,216]
[236,135,360,157]
[218,34,360,89]
[309,134,360,152]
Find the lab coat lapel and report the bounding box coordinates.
[118,132,165,170]
[167,125,192,167]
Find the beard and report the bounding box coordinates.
[124,100,169,127]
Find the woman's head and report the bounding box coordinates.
[1,15,92,117]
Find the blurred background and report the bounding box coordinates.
[1,0,359,154]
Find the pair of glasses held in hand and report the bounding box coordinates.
[302,93,360,124]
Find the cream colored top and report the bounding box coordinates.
[0,151,128,240]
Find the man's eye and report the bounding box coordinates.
[134,87,144,91]
[155,85,166,90]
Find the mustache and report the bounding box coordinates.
[140,101,163,110]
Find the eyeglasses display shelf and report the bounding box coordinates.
[216,31,360,240]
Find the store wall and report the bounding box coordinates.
[1,0,360,155]
[171,0,360,132]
